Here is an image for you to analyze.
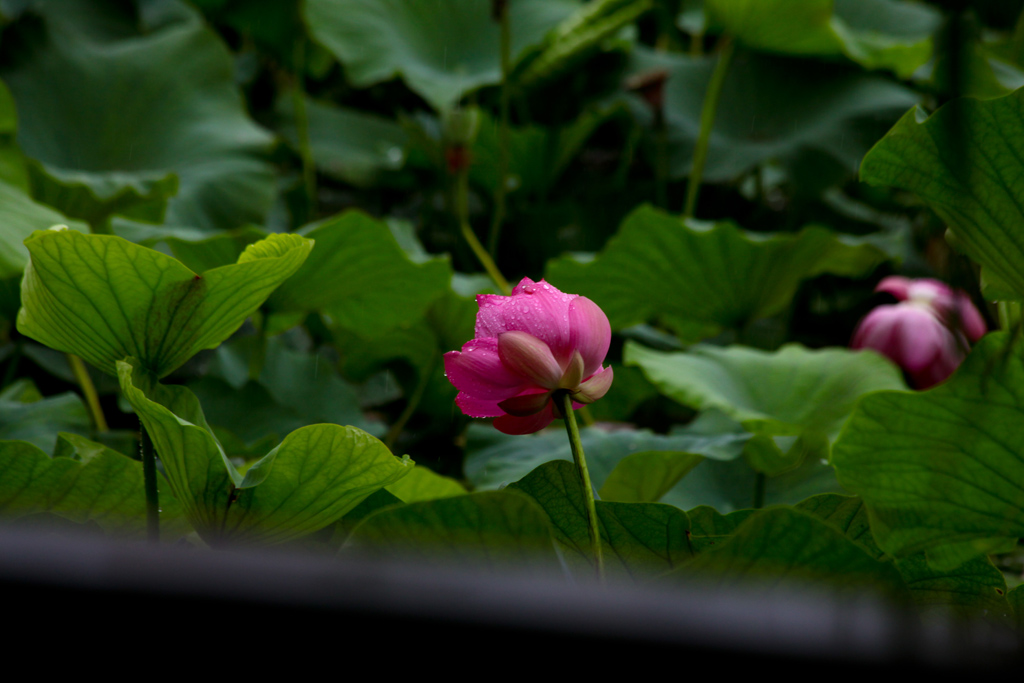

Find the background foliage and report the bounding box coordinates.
[1,0,1023,627]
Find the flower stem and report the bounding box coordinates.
[68,354,108,433]
[292,37,317,223]
[654,108,669,209]
[683,35,734,219]
[558,391,604,582]
[998,301,1022,331]
[385,350,438,450]
[1,342,20,389]
[140,424,159,543]
[456,168,511,294]
[487,1,512,257]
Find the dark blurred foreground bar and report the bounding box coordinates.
[0,525,1019,672]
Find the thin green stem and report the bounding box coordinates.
[456,169,511,294]
[752,471,766,510]
[654,108,668,209]
[385,351,438,450]
[487,3,512,257]
[68,354,108,432]
[140,425,159,543]
[998,301,1022,331]
[292,38,317,222]
[558,391,604,582]
[1,342,21,389]
[683,36,735,219]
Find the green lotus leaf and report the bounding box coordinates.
[303,0,579,110]
[266,211,450,339]
[345,490,560,575]
[192,337,379,448]
[1011,586,1024,632]
[0,381,90,454]
[627,47,920,184]
[832,332,1024,569]
[276,95,407,187]
[686,505,754,554]
[861,87,1024,300]
[386,466,467,503]
[17,228,312,377]
[510,460,693,581]
[598,450,703,504]
[0,180,88,280]
[0,435,186,539]
[895,554,1011,621]
[513,0,651,88]
[117,358,411,545]
[0,0,276,229]
[0,79,27,191]
[113,221,268,274]
[679,506,905,593]
[546,205,892,341]
[464,421,746,493]
[794,493,883,558]
[705,0,940,78]
[625,341,907,470]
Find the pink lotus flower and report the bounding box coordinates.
[851,276,986,389]
[444,278,614,434]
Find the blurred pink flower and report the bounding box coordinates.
[444,278,613,434]
[851,276,986,389]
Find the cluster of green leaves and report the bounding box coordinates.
[1,0,1023,632]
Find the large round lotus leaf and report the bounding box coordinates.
[832,332,1024,570]
[0,0,276,229]
[628,46,919,183]
[546,205,891,341]
[705,0,941,78]
[303,0,579,110]
[861,86,1024,301]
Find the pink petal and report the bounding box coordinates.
[875,276,912,301]
[455,392,505,418]
[444,338,526,400]
[853,304,954,372]
[954,293,987,342]
[493,402,557,435]
[511,276,539,296]
[567,296,611,377]
[893,308,951,372]
[909,347,962,389]
[575,366,614,404]
[851,306,900,351]
[474,294,513,339]
[476,279,576,363]
[906,278,953,304]
[498,331,563,389]
[498,389,553,416]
